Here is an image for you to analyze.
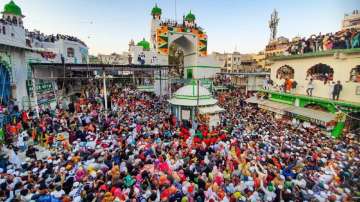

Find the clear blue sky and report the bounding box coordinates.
[2,0,358,55]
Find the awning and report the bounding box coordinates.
[198,105,225,114]
[258,100,293,115]
[137,85,154,92]
[245,96,261,104]
[286,106,336,124]
[213,86,228,91]
[256,99,336,125]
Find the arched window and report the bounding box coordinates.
[276,65,294,79]
[67,48,74,58]
[306,63,334,83]
[12,16,17,25]
[350,65,360,82]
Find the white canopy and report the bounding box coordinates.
[198,105,225,114]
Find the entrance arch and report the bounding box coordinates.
[0,62,11,105]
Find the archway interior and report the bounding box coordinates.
[169,44,184,77]
[306,63,334,83]
[276,65,294,80]
[168,36,196,78]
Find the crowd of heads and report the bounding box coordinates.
[25,30,87,47]
[0,83,359,201]
[159,19,203,31]
[286,29,360,55]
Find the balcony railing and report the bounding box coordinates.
[270,48,360,61]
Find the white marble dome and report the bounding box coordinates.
[169,83,218,106]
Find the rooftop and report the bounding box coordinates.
[270,48,360,61]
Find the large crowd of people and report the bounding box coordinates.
[0,84,359,202]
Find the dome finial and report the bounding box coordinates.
[3,0,23,16]
[151,4,162,16]
[185,10,196,22]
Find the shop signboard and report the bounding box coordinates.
[26,80,56,106]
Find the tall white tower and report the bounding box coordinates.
[150,4,162,50]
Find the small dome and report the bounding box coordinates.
[3,1,22,16]
[175,83,211,98]
[137,38,150,51]
[151,4,162,16]
[169,82,218,106]
[185,11,196,22]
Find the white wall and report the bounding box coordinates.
[269,52,360,103]
[0,22,26,48]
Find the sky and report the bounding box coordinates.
[2,0,359,55]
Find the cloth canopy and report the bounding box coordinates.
[286,106,336,123]
[198,105,225,114]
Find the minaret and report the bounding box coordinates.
[150,4,162,50]
[2,0,24,26]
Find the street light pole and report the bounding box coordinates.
[102,69,108,111]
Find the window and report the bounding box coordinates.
[2,26,5,35]
[12,16,17,25]
[67,48,75,58]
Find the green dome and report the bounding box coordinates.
[137,38,150,50]
[185,11,196,22]
[3,1,22,16]
[151,4,162,16]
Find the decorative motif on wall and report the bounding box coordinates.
[156,26,169,55]
[155,26,207,56]
[40,51,56,60]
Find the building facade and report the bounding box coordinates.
[342,10,360,31]
[90,52,129,65]
[0,1,88,109]
[269,50,360,103]
[215,52,269,92]
[261,49,360,137]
